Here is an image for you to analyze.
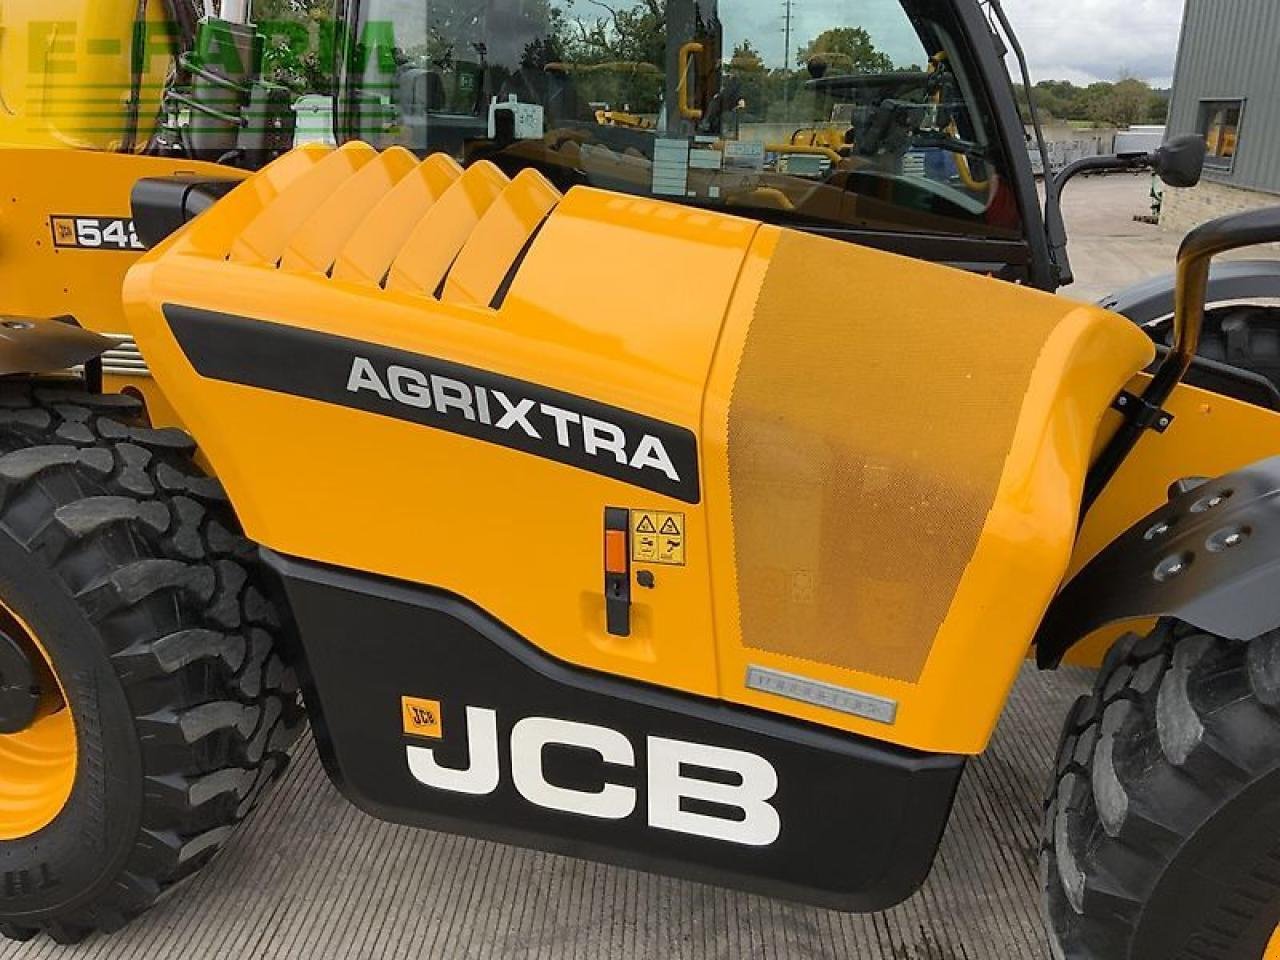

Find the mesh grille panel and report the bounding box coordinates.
[727,233,1056,683]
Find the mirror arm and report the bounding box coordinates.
[1044,153,1157,292]
[1045,154,1151,289]
[1052,152,1152,195]
[1081,207,1280,514]
[1044,189,1074,289]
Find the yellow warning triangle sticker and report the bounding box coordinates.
[659,516,681,535]
[635,515,658,533]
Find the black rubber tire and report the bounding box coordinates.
[1158,304,1280,394]
[0,382,305,944]
[1044,619,1280,960]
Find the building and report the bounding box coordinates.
[1160,0,1280,233]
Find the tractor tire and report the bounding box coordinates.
[1044,620,1280,960]
[1157,304,1280,395]
[0,382,305,944]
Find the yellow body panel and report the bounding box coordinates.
[0,0,170,150]
[386,161,510,296]
[703,234,1154,752]
[0,148,237,327]
[7,141,1276,757]
[441,168,562,307]
[126,174,752,699]
[280,147,420,275]
[0,146,242,425]
[330,154,463,286]
[230,144,366,266]
[122,147,1176,756]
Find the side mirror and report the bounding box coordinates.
[1151,134,1207,189]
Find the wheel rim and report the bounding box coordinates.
[1266,925,1280,960]
[0,601,76,840]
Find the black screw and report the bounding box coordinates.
[636,570,656,589]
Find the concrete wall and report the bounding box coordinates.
[1160,178,1280,235]
[1038,125,1116,152]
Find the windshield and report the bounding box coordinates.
[340,0,1021,239]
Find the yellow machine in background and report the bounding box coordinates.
[0,148,243,427]
[0,0,245,424]
[0,0,172,151]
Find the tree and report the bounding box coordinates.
[730,39,765,73]
[255,0,335,94]
[1015,77,1169,128]
[548,0,667,112]
[1093,77,1151,127]
[1147,90,1170,124]
[522,32,566,70]
[796,27,892,73]
[727,40,766,119]
[555,0,666,67]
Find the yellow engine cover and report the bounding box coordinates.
[124,144,1154,755]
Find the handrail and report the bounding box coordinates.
[677,42,704,121]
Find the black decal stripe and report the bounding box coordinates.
[164,305,701,503]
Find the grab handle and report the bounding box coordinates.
[677,42,704,121]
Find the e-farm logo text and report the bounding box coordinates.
[21,19,427,85]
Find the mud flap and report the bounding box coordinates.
[1037,456,1280,667]
[0,316,111,376]
[263,549,965,913]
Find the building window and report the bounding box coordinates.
[1200,99,1244,171]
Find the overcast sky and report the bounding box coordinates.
[715,0,1186,87]
[1001,0,1185,87]
[377,0,1187,88]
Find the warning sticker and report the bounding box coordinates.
[631,510,685,566]
[402,696,443,739]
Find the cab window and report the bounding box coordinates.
[343,0,1021,239]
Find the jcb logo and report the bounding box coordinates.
[402,696,442,739]
[406,707,782,847]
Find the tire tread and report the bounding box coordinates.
[1044,621,1280,958]
[0,381,304,944]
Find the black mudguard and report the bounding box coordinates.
[264,549,965,913]
[1037,457,1280,667]
[1100,262,1280,411]
[0,316,111,377]
[1101,259,1280,325]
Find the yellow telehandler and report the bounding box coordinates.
[5,2,1280,959]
